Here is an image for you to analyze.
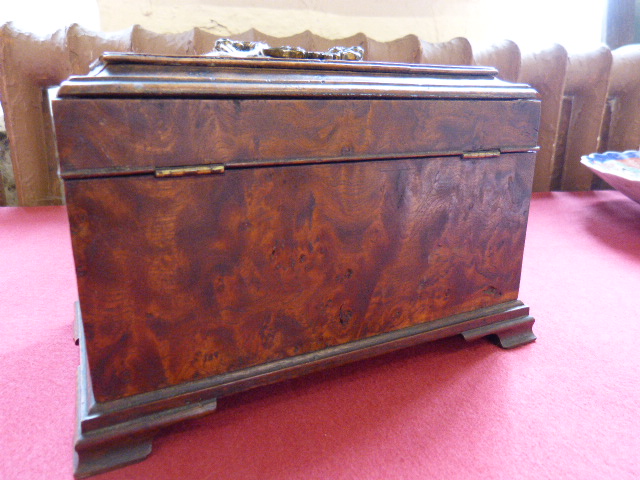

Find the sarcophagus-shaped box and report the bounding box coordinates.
[52,53,540,477]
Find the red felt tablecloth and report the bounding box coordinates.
[1,191,639,480]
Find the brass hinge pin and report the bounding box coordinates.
[155,164,225,178]
[462,149,501,160]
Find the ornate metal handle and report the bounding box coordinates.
[209,38,364,61]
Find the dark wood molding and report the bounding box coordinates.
[53,54,540,477]
[73,300,534,478]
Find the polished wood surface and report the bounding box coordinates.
[53,55,540,477]
[57,52,536,100]
[65,152,534,403]
[54,98,539,176]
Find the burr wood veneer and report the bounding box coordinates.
[52,53,540,477]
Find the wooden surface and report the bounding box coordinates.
[0,24,69,205]
[54,98,539,177]
[53,55,540,476]
[600,44,640,155]
[556,47,612,191]
[54,52,537,101]
[518,44,568,192]
[473,40,521,83]
[65,152,535,403]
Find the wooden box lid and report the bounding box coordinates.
[53,53,540,179]
[57,52,537,100]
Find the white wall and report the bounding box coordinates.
[96,0,607,51]
[0,0,100,35]
[0,0,608,51]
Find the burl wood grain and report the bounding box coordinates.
[54,98,540,175]
[65,152,534,403]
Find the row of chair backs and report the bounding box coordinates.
[0,23,474,206]
[0,22,638,204]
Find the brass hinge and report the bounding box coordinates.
[155,164,225,178]
[461,149,501,160]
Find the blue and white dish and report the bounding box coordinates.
[581,150,640,204]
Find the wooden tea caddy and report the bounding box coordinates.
[52,52,540,477]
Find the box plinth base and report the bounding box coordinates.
[72,300,535,477]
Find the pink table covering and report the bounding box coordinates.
[1,191,639,480]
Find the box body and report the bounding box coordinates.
[53,54,540,476]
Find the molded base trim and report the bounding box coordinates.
[461,315,537,348]
[74,437,152,479]
[73,300,535,477]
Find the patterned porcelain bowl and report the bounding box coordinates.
[581,150,640,204]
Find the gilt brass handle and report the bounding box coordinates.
[263,45,364,61]
[209,39,364,61]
